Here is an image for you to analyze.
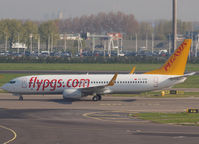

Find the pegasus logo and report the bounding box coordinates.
[164,41,187,72]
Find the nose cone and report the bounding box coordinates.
[1,83,9,91]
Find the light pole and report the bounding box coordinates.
[172,0,177,52]
[30,33,33,53]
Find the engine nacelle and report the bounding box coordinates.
[63,89,82,99]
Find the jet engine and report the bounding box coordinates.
[63,89,82,99]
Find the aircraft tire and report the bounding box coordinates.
[92,95,102,101]
[92,96,99,101]
[97,95,102,101]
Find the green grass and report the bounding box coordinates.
[174,75,199,88]
[133,112,199,126]
[0,63,160,71]
[0,63,199,71]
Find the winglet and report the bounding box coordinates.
[129,66,136,74]
[108,73,118,86]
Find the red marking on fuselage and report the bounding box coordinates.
[42,79,50,91]
[164,42,187,71]
[33,77,37,88]
[50,79,57,91]
[29,77,35,88]
[36,79,43,91]
[72,79,79,88]
[67,79,72,88]
[28,78,90,91]
[57,79,63,88]
[79,79,90,88]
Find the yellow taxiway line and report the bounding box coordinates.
[0,125,17,144]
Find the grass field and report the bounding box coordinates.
[0,63,199,71]
[173,75,199,88]
[133,112,199,126]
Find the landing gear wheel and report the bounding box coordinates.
[92,96,98,101]
[19,96,23,101]
[92,95,102,101]
[97,95,102,101]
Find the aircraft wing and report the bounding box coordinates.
[80,73,118,94]
[169,72,196,80]
[129,66,136,74]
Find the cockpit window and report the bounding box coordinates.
[9,81,16,84]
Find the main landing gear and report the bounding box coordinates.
[19,95,23,101]
[92,95,102,101]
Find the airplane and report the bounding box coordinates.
[1,39,195,101]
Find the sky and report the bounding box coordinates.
[0,0,198,21]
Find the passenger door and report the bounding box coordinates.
[22,78,28,88]
[153,77,158,87]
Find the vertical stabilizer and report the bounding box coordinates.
[144,39,192,75]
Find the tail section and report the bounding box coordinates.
[145,39,192,75]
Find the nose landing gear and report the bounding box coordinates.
[13,94,24,101]
[19,95,23,101]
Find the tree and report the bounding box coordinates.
[38,20,59,50]
[22,21,38,50]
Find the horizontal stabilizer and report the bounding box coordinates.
[169,72,196,80]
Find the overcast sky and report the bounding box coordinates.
[0,0,198,21]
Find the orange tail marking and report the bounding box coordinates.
[144,39,192,75]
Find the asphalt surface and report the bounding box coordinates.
[1,94,199,144]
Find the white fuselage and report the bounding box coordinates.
[2,74,186,96]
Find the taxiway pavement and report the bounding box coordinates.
[0,93,199,144]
